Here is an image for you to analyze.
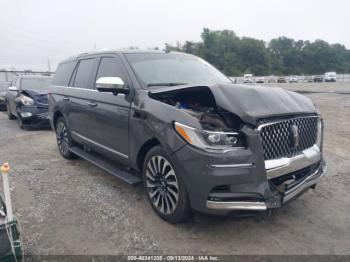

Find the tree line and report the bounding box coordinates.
[165,28,350,76]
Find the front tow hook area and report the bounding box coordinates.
[206,161,326,211]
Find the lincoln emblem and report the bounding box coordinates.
[290,124,299,148]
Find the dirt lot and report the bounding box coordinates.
[0,82,349,255]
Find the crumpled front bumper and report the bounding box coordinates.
[171,124,325,215]
[206,160,326,211]
[18,105,50,128]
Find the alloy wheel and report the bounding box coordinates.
[56,121,69,155]
[145,155,179,215]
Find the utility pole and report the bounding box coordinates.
[47,59,51,72]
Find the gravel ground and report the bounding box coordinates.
[0,82,349,255]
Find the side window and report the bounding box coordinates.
[73,59,95,89]
[95,57,126,82]
[52,61,76,86]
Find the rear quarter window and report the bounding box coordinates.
[52,61,76,86]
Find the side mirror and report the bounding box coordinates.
[95,77,129,95]
[8,86,18,92]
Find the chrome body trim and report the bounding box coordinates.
[53,85,98,92]
[206,200,267,210]
[265,145,321,179]
[209,163,254,168]
[71,131,128,158]
[283,161,326,203]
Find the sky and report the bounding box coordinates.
[0,0,349,71]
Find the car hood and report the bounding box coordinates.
[22,89,48,104]
[149,83,317,126]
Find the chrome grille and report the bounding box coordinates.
[259,116,319,160]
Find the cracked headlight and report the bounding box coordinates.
[174,122,245,153]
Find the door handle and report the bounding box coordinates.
[88,102,98,107]
[63,96,70,102]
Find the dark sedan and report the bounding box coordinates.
[313,75,324,82]
[276,77,287,83]
[6,75,52,129]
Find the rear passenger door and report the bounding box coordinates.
[68,58,97,138]
[84,55,131,163]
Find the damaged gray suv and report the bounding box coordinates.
[49,50,326,223]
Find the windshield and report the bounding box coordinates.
[21,78,51,92]
[125,53,231,87]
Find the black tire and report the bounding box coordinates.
[7,102,15,120]
[55,116,77,159]
[142,145,191,223]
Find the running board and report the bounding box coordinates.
[69,146,142,186]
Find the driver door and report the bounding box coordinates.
[77,55,132,164]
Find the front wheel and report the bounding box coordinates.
[143,146,191,223]
[55,117,76,159]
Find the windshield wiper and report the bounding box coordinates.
[147,82,187,87]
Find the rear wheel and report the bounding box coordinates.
[143,146,190,223]
[7,103,15,120]
[55,117,76,159]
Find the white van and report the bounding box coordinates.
[325,72,336,82]
[243,74,254,83]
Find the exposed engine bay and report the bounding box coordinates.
[149,86,242,131]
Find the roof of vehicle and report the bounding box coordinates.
[59,49,180,64]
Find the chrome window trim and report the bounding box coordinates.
[71,131,128,159]
[52,85,98,92]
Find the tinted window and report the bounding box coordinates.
[21,78,51,92]
[52,61,75,86]
[73,59,95,89]
[96,57,126,81]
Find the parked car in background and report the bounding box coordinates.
[255,77,265,83]
[288,76,298,83]
[325,72,337,82]
[0,82,10,111]
[267,76,275,83]
[243,74,254,83]
[313,75,324,82]
[276,77,287,83]
[49,50,325,223]
[6,75,52,129]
